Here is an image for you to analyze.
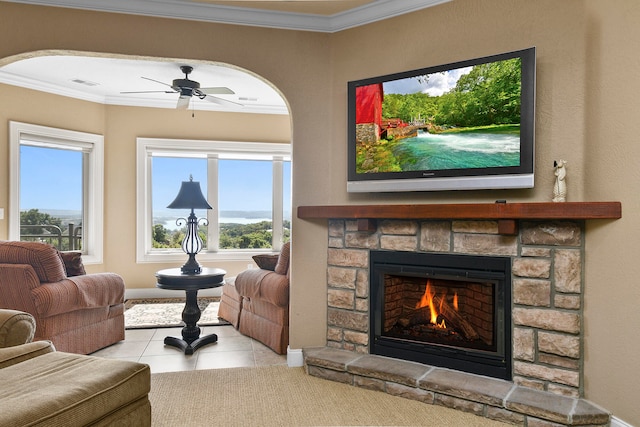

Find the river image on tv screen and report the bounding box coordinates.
[354,57,522,175]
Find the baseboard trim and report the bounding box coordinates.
[611,416,633,427]
[125,287,222,300]
[287,347,304,367]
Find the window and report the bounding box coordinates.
[9,122,104,263]
[136,138,291,263]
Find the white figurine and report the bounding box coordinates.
[552,160,567,202]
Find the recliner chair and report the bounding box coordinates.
[219,242,290,354]
[0,240,125,354]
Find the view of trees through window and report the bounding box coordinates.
[19,144,84,251]
[152,220,291,250]
[20,208,83,251]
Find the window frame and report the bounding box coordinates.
[136,137,291,263]
[9,121,104,264]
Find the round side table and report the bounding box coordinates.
[155,267,226,355]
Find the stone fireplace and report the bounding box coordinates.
[298,202,621,425]
[325,218,583,396]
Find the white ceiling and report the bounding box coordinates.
[0,56,289,114]
[0,0,450,114]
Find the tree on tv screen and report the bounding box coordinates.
[383,58,521,129]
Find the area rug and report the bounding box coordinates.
[150,365,509,427]
[124,298,229,329]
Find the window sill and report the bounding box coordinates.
[137,249,279,264]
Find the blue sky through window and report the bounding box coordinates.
[20,145,82,211]
[152,156,291,223]
[20,149,291,222]
[152,157,207,213]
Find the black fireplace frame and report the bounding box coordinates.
[370,250,512,380]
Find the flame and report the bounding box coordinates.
[415,280,439,325]
[415,280,460,329]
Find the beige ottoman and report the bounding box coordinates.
[0,350,151,426]
[0,308,151,426]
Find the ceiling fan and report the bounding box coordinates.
[121,65,242,110]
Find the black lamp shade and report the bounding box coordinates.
[167,179,212,210]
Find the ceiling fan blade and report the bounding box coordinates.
[141,76,177,89]
[204,94,244,108]
[120,90,176,94]
[176,95,191,110]
[200,87,235,95]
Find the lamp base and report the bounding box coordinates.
[180,253,202,275]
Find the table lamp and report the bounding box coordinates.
[167,175,212,274]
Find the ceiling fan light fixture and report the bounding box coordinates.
[179,87,194,97]
[172,78,200,90]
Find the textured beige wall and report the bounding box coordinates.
[0,1,638,424]
[330,0,587,204]
[582,1,640,424]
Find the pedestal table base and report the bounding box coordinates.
[155,267,226,355]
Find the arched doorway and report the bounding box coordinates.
[0,51,292,275]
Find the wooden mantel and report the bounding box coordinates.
[297,202,621,220]
[297,201,621,235]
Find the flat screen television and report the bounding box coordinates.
[347,47,536,192]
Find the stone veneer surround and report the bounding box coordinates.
[301,218,614,425]
[325,218,585,397]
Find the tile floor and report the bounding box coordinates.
[91,325,287,374]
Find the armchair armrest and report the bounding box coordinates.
[235,269,289,307]
[0,341,55,369]
[31,273,125,317]
[235,269,271,298]
[257,272,290,307]
[0,264,42,314]
[0,309,36,347]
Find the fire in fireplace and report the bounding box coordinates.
[370,250,512,380]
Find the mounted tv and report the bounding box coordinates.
[347,47,536,192]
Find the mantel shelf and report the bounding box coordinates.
[297,202,621,221]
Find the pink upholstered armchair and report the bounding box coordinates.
[0,241,125,354]
[219,242,290,354]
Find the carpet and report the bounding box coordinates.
[124,298,229,329]
[149,365,510,427]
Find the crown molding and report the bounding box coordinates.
[0,72,104,103]
[327,0,451,32]
[2,0,452,32]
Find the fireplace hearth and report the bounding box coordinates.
[370,250,512,380]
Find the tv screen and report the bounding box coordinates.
[347,47,536,192]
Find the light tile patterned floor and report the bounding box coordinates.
[90,325,287,374]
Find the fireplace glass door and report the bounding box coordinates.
[370,251,512,380]
[384,275,496,352]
